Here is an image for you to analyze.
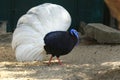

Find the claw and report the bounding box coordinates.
[48,55,62,65]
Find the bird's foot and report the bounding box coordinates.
[57,57,63,65]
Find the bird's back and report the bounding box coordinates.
[44,31,77,57]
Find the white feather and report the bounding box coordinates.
[12,3,71,61]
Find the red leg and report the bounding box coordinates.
[48,55,53,65]
[57,57,62,65]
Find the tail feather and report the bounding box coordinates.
[12,3,71,61]
[15,44,45,61]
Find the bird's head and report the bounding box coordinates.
[70,29,80,45]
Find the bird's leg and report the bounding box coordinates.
[48,55,53,65]
[56,57,62,65]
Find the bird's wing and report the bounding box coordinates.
[44,32,72,49]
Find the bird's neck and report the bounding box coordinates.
[75,36,79,45]
[70,34,79,46]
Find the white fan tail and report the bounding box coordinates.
[12,3,71,61]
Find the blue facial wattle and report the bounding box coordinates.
[70,29,79,45]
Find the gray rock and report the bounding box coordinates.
[84,23,120,43]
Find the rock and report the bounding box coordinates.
[84,23,120,43]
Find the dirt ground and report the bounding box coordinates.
[1,33,120,80]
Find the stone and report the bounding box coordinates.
[84,23,120,43]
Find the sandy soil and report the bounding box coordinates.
[0,33,120,80]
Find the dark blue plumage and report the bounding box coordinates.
[44,29,79,65]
